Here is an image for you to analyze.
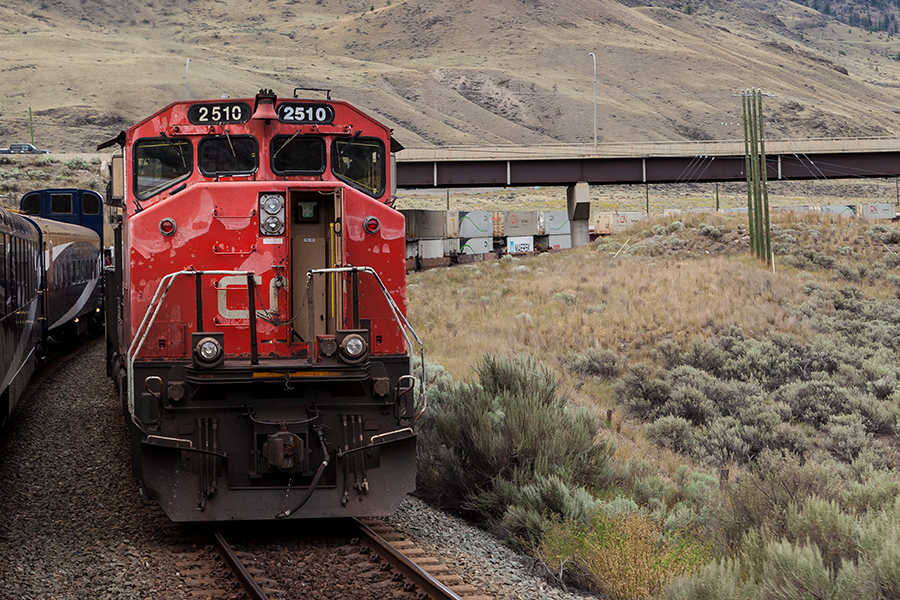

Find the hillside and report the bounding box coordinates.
[3,0,900,156]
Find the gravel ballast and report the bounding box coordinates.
[0,340,597,599]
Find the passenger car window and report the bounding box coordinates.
[134,137,193,200]
[51,193,73,214]
[82,192,101,215]
[21,193,40,215]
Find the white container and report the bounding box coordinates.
[539,211,571,235]
[459,211,492,238]
[459,237,492,255]
[861,203,896,220]
[821,205,857,216]
[595,213,614,235]
[417,239,445,260]
[772,205,809,214]
[405,240,418,260]
[506,236,534,254]
[614,212,648,233]
[546,234,572,250]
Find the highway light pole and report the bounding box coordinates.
[589,52,597,152]
[185,58,191,100]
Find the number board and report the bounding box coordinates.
[278,103,335,125]
[187,102,251,125]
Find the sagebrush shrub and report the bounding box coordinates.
[564,346,623,379]
[646,415,696,453]
[416,353,614,526]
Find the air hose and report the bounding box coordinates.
[275,426,330,519]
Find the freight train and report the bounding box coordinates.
[0,206,103,428]
[100,89,423,521]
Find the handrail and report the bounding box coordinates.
[308,266,427,418]
[126,270,252,428]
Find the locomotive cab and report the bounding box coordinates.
[104,90,422,521]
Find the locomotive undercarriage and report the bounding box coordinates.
[130,355,416,521]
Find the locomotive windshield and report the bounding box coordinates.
[271,135,325,175]
[134,137,193,200]
[198,136,258,176]
[332,137,385,197]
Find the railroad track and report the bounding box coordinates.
[163,517,493,600]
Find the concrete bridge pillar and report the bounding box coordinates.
[567,181,591,247]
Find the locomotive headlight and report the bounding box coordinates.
[340,333,368,363]
[262,194,283,215]
[198,339,220,361]
[259,194,285,236]
[193,335,224,368]
[263,215,284,234]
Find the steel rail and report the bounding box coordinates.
[353,518,465,600]
[212,528,270,600]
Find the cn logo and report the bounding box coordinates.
[217,275,287,319]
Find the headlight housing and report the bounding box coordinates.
[259,193,285,235]
[192,332,225,368]
[339,333,368,364]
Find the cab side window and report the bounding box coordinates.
[134,137,193,200]
[332,137,385,197]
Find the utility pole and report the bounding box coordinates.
[589,52,597,152]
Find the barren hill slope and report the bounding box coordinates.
[2,0,900,152]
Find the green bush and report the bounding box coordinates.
[564,346,623,379]
[718,452,849,549]
[416,353,614,530]
[647,415,696,453]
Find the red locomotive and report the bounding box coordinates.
[101,89,421,521]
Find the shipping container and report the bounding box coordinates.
[493,211,504,237]
[459,211,493,238]
[860,203,896,220]
[595,213,614,235]
[400,209,459,239]
[507,236,534,254]
[594,211,648,235]
[504,211,539,236]
[772,206,810,214]
[459,236,493,255]
[538,211,571,235]
[443,238,460,256]
[819,205,857,216]
[417,238,445,260]
[535,234,572,251]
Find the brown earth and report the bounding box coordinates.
[3,0,900,157]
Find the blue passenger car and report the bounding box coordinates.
[20,188,105,246]
[0,209,41,427]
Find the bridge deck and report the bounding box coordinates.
[395,138,900,188]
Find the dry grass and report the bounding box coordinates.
[407,240,810,382]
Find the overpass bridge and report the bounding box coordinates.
[394,138,900,188]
